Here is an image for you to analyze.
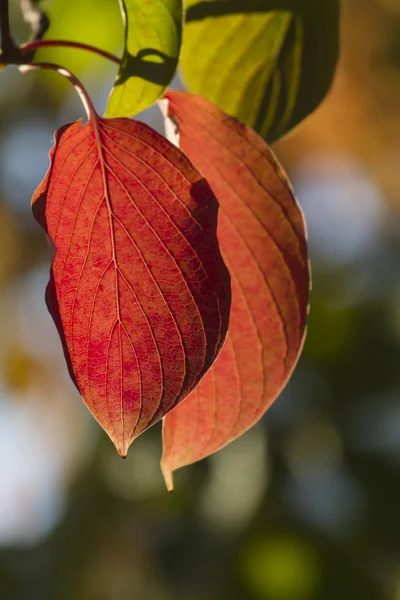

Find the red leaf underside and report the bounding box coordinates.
[161,92,309,490]
[32,116,231,457]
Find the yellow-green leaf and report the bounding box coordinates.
[180,0,339,142]
[106,0,183,117]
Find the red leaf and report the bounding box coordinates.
[32,116,231,457]
[161,92,309,490]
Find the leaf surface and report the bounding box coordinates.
[161,92,309,489]
[106,0,182,117]
[180,0,339,142]
[32,116,231,456]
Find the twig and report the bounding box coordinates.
[21,39,120,65]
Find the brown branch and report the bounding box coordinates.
[0,0,15,55]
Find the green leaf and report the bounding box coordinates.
[180,0,340,142]
[106,0,183,117]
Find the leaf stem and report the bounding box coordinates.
[20,39,121,65]
[19,62,98,121]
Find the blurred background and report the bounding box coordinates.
[1,0,400,598]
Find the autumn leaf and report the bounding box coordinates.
[32,116,231,457]
[161,92,309,490]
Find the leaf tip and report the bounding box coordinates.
[161,461,174,492]
[113,436,129,459]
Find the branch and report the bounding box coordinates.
[0,0,15,55]
[19,0,49,60]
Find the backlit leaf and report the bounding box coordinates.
[161,92,309,489]
[32,116,231,457]
[180,0,339,142]
[106,0,183,117]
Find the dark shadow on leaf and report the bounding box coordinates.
[116,49,178,87]
[32,121,80,391]
[33,197,79,390]
[186,0,325,22]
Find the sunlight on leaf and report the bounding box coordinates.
[106,0,183,117]
[180,0,339,142]
[32,116,230,456]
[161,92,309,489]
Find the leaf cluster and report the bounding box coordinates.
[0,0,339,488]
